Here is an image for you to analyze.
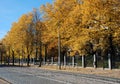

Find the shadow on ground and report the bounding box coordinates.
[0,64,28,68]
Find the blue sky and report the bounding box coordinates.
[0,0,53,40]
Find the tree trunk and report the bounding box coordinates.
[19,55,20,66]
[58,29,61,69]
[93,54,97,68]
[8,48,10,66]
[64,55,66,67]
[51,57,54,64]
[35,48,38,62]
[39,56,42,67]
[44,44,47,64]
[82,55,85,68]
[0,52,2,64]
[21,47,23,66]
[108,34,115,69]
[72,56,75,67]
[39,42,42,67]
[108,53,112,70]
[102,56,104,69]
[27,54,30,67]
[12,50,14,66]
[8,56,10,65]
[4,56,6,65]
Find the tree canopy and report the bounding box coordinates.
[2,0,120,61]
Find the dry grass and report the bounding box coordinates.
[0,78,10,84]
[40,65,120,79]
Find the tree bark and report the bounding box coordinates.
[72,56,75,67]
[8,47,10,65]
[108,34,115,69]
[44,44,47,64]
[51,57,54,64]
[108,53,112,70]
[35,47,38,62]
[27,54,30,67]
[39,42,42,67]
[0,52,2,64]
[64,55,66,67]
[82,55,85,68]
[93,54,97,68]
[12,50,14,66]
[19,54,20,66]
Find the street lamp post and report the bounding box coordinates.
[58,26,61,69]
